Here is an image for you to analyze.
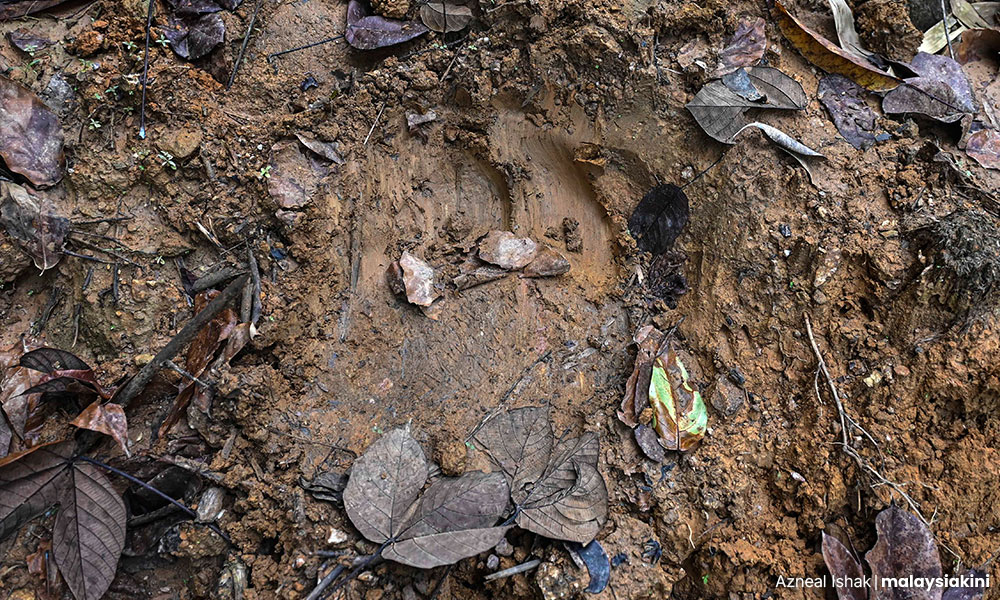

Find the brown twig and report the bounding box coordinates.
[227,0,265,90]
[115,275,248,408]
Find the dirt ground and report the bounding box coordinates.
[2,0,1000,598]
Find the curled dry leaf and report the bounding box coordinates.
[420,3,473,33]
[0,442,126,600]
[294,132,344,165]
[345,0,429,50]
[627,184,689,256]
[0,77,65,187]
[818,74,879,150]
[714,17,766,77]
[473,407,608,543]
[966,128,1000,169]
[827,0,869,56]
[478,231,538,270]
[344,427,511,568]
[0,182,68,272]
[951,0,992,29]
[865,505,942,600]
[648,340,708,451]
[160,13,225,60]
[620,325,665,427]
[772,0,900,91]
[71,401,129,457]
[821,532,867,600]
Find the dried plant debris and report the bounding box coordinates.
[818,75,880,149]
[628,184,689,256]
[70,400,129,457]
[294,132,344,164]
[619,326,707,455]
[966,128,1000,169]
[420,3,473,33]
[0,76,65,188]
[0,182,69,272]
[0,0,69,21]
[883,53,976,122]
[160,12,225,61]
[7,30,54,52]
[345,0,429,50]
[343,426,511,568]
[823,505,988,600]
[714,17,766,77]
[472,406,608,543]
[772,0,900,91]
[0,441,127,600]
[827,0,870,56]
[267,139,332,209]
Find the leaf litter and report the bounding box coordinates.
[818,74,880,149]
[0,76,66,188]
[420,3,474,33]
[0,182,69,273]
[883,53,977,122]
[345,0,429,50]
[713,17,766,77]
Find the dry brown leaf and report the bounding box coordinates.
[71,401,129,457]
[0,76,65,187]
[821,533,867,600]
[865,505,942,600]
[0,182,69,272]
[966,128,1000,169]
[0,1,70,22]
[419,3,473,33]
[714,17,766,77]
[772,0,901,91]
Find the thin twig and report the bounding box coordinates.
[115,275,249,408]
[227,0,265,89]
[804,313,848,448]
[268,35,344,62]
[304,565,346,600]
[363,100,387,146]
[139,0,155,139]
[164,359,211,388]
[484,559,541,581]
[941,0,955,59]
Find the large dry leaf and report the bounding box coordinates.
[687,66,807,143]
[714,17,766,77]
[0,76,65,187]
[0,441,72,541]
[516,461,606,544]
[941,569,988,600]
[160,12,225,60]
[52,461,126,600]
[818,74,878,150]
[381,526,510,569]
[952,0,992,28]
[345,0,429,50]
[420,3,473,33]
[343,426,428,543]
[865,505,942,600]
[627,184,689,256]
[71,401,129,457]
[772,0,900,91]
[399,471,509,539]
[1,182,68,272]
[0,1,70,20]
[648,341,708,451]
[827,0,869,56]
[471,406,553,492]
[821,533,867,600]
[883,53,976,123]
[19,348,91,374]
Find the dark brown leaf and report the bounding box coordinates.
[343,426,428,543]
[0,365,42,452]
[818,74,879,150]
[941,569,988,600]
[345,0,429,50]
[19,347,90,374]
[471,406,553,491]
[865,505,942,600]
[382,526,510,568]
[620,325,665,427]
[0,1,70,22]
[166,0,223,15]
[633,425,665,462]
[419,3,473,33]
[160,12,225,60]
[0,76,65,187]
[628,184,689,256]
[883,54,976,123]
[71,401,129,457]
[516,461,606,544]
[714,17,766,77]
[822,532,866,600]
[8,30,54,53]
[1,182,69,271]
[0,441,72,541]
[966,128,1000,169]
[399,471,509,539]
[52,461,126,600]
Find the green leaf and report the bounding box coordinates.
[648,343,707,451]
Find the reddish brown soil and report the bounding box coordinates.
[2,0,1000,599]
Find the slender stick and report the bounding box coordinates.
[268,35,344,62]
[139,0,155,139]
[115,275,248,408]
[804,313,848,448]
[363,100,387,146]
[304,565,346,600]
[77,456,233,545]
[941,0,955,59]
[227,0,265,90]
[484,559,541,581]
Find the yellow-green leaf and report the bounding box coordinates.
[648,343,707,451]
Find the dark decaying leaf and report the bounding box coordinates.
[627,184,689,256]
[301,470,347,503]
[166,0,224,15]
[294,132,345,165]
[941,569,988,600]
[419,3,473,33]
[648,341,708,451]
[714,17,766,77]
[966,128,1000,170]
[0,441,126,600]
[382,526,510,569]
[8,30,54,52]
[620,325,665,427]
[771,0,900,92]
[686,67,807,143]
[345,0,429,50]
[633,424,665,462]
[472,407,608,544]
[865,505,942,600]
[0,1,70,21]
[160,12,225,60]
[343,426,428,543]
[19,348,91,374]
[0,76,65,187]
[818,74,879,150]
[267,140,330,209]
[883,53,976,123]
[566,539,610,593]
[71,401,129,457]
[53,461,126,600]
[0,365,43,455]
[1,183,69,272]
[821,532,867,600]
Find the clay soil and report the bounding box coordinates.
[2,0,1000,598]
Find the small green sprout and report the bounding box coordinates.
[257,165,272,179]
[157,151,177,170]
